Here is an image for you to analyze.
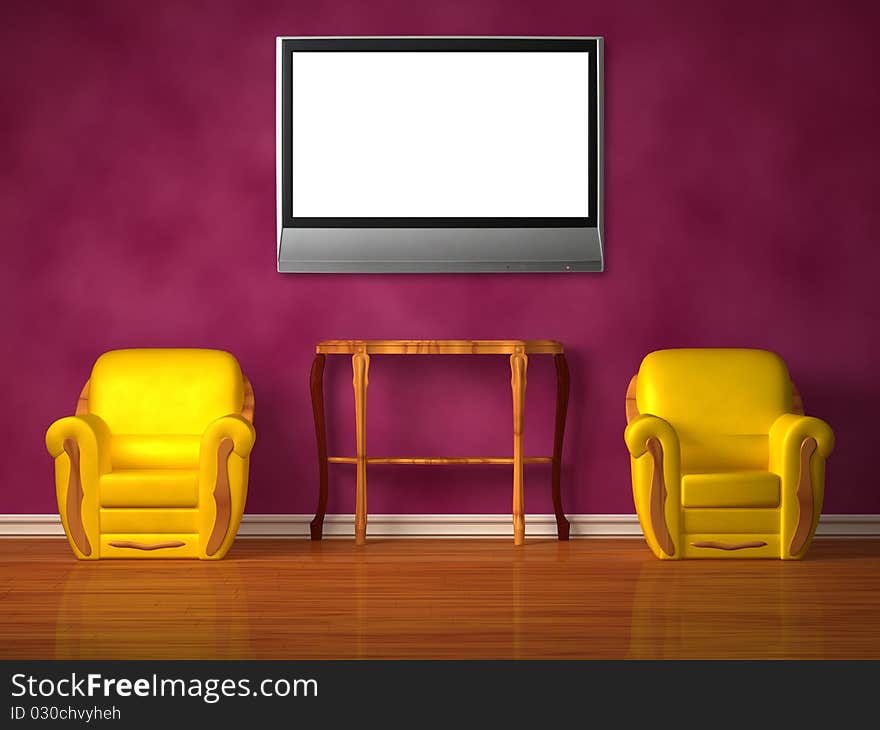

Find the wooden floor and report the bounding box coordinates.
[2,538,880,659]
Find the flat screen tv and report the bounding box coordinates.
[276,37,604,272]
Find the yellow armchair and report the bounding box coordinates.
[46,349,255,559]
[624,349,833,559]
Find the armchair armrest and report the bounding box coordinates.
[45,414,110,559]
[770,413,834,558]
[45,414,111,473]
[200,414,256,458]
[198,415,255,558]
[769,413,834,464]
[624,414,681,557]
[625,413,680,461]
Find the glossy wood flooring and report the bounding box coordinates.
[2,538,880,659]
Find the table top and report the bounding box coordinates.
[316,339,564,355]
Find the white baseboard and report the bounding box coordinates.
[238,513,646,538]
[1,513,879,538]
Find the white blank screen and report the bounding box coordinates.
[291,52,589,218]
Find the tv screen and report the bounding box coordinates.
[277,37,603,272]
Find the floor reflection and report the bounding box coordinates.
[56,561,252,659]
[0,538,870,659]
[628,559,826,659]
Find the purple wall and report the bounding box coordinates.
[2,0,879,515]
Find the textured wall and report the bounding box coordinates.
[2,0,878,515]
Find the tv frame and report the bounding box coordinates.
[276,36,604,273]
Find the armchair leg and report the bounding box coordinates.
[62,439,91,557]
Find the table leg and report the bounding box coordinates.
[353,351,370,545]
[552,353,571,541]
[309,354,328,540]
[510,350,528,546]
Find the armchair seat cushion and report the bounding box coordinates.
[110,435,201,470]
[682,470,780,508]
[99,469,199,508]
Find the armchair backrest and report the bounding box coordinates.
[86,349,245,435]
[636,349,793,433]
[635,349,794,470]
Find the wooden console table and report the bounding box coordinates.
[309,340,570,545]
